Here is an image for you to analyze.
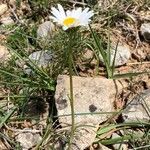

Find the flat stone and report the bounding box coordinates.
[37,21,55,38]
[55,75,125,149]
[122,89,150,122]
[15,131,42,150]
[24,50,53,74]
[99,43,131,67]
[0,4,8,16]
[82,49,94,61]
[55,75,124,125]
[140,23,150,42]
[67,125,97,150]
[28,50,53,66]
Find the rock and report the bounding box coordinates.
[0,45,10,62]
[55,75,124,125]
[0,16,14,25]
[140,23,150,42]
[15,131,42,150]
[0,4,8,16]
[122,89,150,122]
[82,49,94,61]
[67,125,97,150]
[55,75,125,149]
[28,50,53,66]
[24,50,53,74]
[37,21,55,38]
[99,43,131,67]
[112,133,128,150]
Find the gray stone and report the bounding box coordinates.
[55,75,125,149]
[82,49,94,61]
[37,21,55,38]
[0,4,8,16]
[122,89,150,122]
[66,125,97,150]
[99,44,131,67]
[15,131,42,150]
[140,23,150,42]
[28,50,53,66]
[24,50,53,74]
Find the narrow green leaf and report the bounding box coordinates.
[0,107,17,129]
[113,72,149,79]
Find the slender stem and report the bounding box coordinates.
[68,37,75,149]
[106,64,112,79]
[89,24,112,79]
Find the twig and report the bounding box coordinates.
[9,7,20,23]
[65,0,87,6]
[4,124,42,134]
[127,61,150,65]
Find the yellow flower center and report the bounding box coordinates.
[63,17,76,27]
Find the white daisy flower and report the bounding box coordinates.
[50,4,94,30]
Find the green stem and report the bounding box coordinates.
[68,40,75,149]
[106,65,112,79]
[88,24,112,79]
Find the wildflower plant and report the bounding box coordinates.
[50,4,94,148]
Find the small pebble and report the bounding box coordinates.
[99,43,131,67]
[24,50,53,75]
[37,21,55,38]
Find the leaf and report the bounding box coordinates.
[113,71,150,79]
[0,107,17,129]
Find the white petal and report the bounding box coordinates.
[74,7,82,18]
[82,8,90,14]
[70,9,76,17]
[51,7,61,20]
[87,10,94,18]
[78,8,94,26]
[57,4,66,19]
[66,10,72,17]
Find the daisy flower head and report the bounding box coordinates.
[50,4,94,30]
